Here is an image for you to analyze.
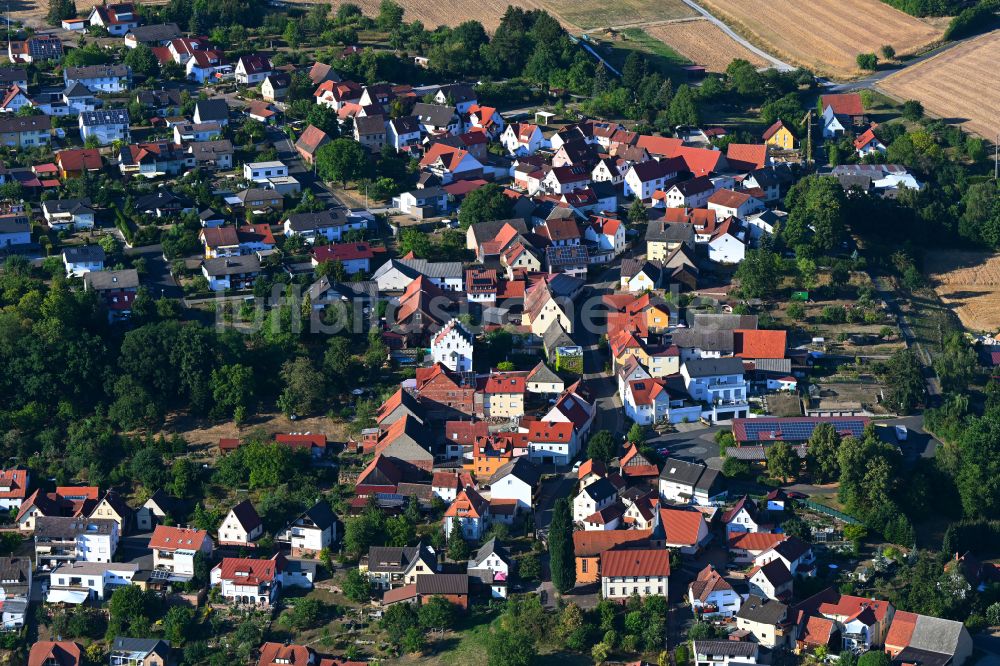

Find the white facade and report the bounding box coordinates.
[489,473,533,510]
[244,161,288,183]
[500,123,545,156]
[602,572,668,601]
[430,319,474,372]
[79,117,129,146]
[689,585,742,618]
[48,562,136,602]
[572,485,615,523]
[708,233,746,264]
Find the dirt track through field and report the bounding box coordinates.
[877,29,1000,139]
[694,0,944,78]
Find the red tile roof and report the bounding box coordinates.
[578,459,607,480]
[800,615,836,646]
[28,641,82,666]
[729,531,787,552]
[602,547,670,578]
[313,242,375,263]
[708,189,752,208]
[149,525,210,551]
[445,420,490,445]
[215,554,281,584]
[444,486,488,519]
[527,420,574,443]
[854,125,880,150]
[821,93,864,117]
[258,642,315,666]
[636,135,684,156]
[885,610,918,649]
[572,528,652,556]
[733,329,786,359]
[0,470,28,500]
[56,486,98,501]
[659,507,706,546]
[481,372,527,395]
[726,143,767,170]
[762,120,787,141]
[276,433,327,450]
[628,378,667,407]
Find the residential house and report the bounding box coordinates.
[488,457,539,510]
[443,487,490,541]
[0,85,33,114]
[84,269,139,322]
[282,209,369,243]
[387,115,422,153]
[0,114,51,147]
[79,109,130,145]
[354,114,387,151]
[689,564,741,617]
[624,158,683,200]
[0,213,30,248]
[135,88,182,116]
[393,186,449,218]
[28,641,83,666]
[149,525,213,579]
[645,219,695,260]
[663,176,716,209]
[7,35,63,63]
[383,573,471,609]
[314,79,362,111]
[573,477,617,523]
[124,22,181,47]
[501,122,545,155]
[235,54,272,85]
[0,555,31,602]
[707,189,765,219]
[210,554,285,606]
[261,72,290,101]
[573,529,652,584]
[419,143,483,184]
[723,495,763,535]
[64,65,131,93]
[34,517,118,570]
[659,457,726,506]
[584,215,626,259]
[736,595,791,648]
[109,638,172,666]
[467,538,511,598]
[821,93,867,137]
[55,148,102,178]
[763,120,796,150]
[601,548,670,601]
[193,98,229,126]
[135,489,181,530]
[431,318,474,372]
[217,500,263,548]
[363,543,438,590]
[726,143,768,172]
[282,501,337,556]
[45,561,137,604]
[174,122,224,143]
[855,124,887,157]
[884,611,973,666]
[294,124,331,165]
[88,2,138,34]
[748,558,793,601]
[792,588,895,652]
[185,49,228,83]
[755,536,815,576]
[372,256,463,292]
[526,361,564,395]
[693,641,760,666]
[681,358,749,421]
[311,241,376,275]
[0,471,29,511]
[412,102,460,135]
[653,505,710,555]
[433,83,477,113]
[62,245,105,277]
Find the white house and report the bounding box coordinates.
[210,554,284,607]
[88,3,139,35]
[234,54,272,85]
[0,214,30,248]
[680,358,748,421]
[584,216,626,259]
[663,176,715,209]
[693,640,759,666]
[573,478,617,524]
[754,536,815,576]
[723,496,762,536]
[282,501,337,557]
[623,377,701,425]
[388,116,422,152]
[601,548,670,601]
[79,109,130,146]
[46,561,137,604]
[488,457,539,510]
[283,209,371,244]
[149,525,213,580]
[624,158,682,200]
[501,122,545,156]
[63,64,131,93]
[201,255,261,291]
[217,500,263,548]
[393,186,448,218]
[443,487,490,541]
[431,318,474,372]
[707,189,765,220]
[33,517,119,570]
[855,126,887,157]
[42,199,95,230]
[467,538,511,599]
[62,245,105,277]
[708,219,748,264]
[748,559,793,601]
[243,160,288,183]
[658,458,725,507]
[689,565,742,618]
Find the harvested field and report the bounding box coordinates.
[10,0,167,27]
[540,0,695,31]
[647,19,766,72]
[695,0,944,78]
[878,29,1000,139]
[925,249,1000,332]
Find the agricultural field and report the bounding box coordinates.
[925,249,1000,332]
[646,19,767,72]
[695,0,944,78]
[539,0,695,31]
[878,29,1000,139]
[296,0,546,30]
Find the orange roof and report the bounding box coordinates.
[636,135,683,156]
[572,528,652,556]
[800,616,836,646]
[708,189,752,208]
[885,610,918,649]
[481,372,527,394]
[733,329,786,359]
[726,143,767,170]
[56,486,98,500]
[445,420,490,445]
[578,459,607,480]
[821,93,864,117]
[676,146,725,176]
[602,548,670,578]
[149,525,210,551]
[629,378,667,407]
[215,555,282,584]
[854,125,880,150]
[258,642,315,666]
[729,531,787,552]
[28,641,82,666]
[420,143,468,171]
[659,507,705,546]
[276,433,327,450]
[527,420,574,443]
[0,470,28,499]
[444,486,488,519]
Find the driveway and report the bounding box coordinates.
[126,244,184,299]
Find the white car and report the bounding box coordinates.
[895,425,908,441]
[571,460,582,472]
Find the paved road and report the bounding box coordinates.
[678,0,795,72]
[268,127,347,211]
[824,37,973,92]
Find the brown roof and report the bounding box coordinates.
[28,641,82,666]
[258,642,315,666]
[659,507,705,546]
[708,189,752,209]
[821,93,864,117]
[601,548,670,578]
[573,529,652,557]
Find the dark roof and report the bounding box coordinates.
[127,23,181,42]
[111,637,171,656]
[66,64,130,80]
[659,457,710,486]
[416,573,468,595]
[63,245,105,263]
[194,99,229,122]
[754,558,792,587]
[581,477,616,502]
[84,269,139,291]
[203,255,261,276]
[227,499,262,531]
[437,83,476,103]
[489,456,541,486]
[769,535,811,562]
[34,516,116,538]
[470,537,511,568]
[0,115,51,133]
[683,357,745,378]
[390,115,421,134]
[79,109,129,126]
[646,219,694,243]
[0,67,27,84]
[412,102,457,127]
[285,209,348,232]
[693,641,758,658]
[299,500,336,530]
[892,647,952,666]
[0,556,30,583]
[736,594,787,624]
[355,114,386,135]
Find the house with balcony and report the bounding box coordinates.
[46,561,138,604]
[280,501,337,557]
[42,199,95,231]
[362,543,438,590]
[680,357,748,422]
[109,637,173,666]
[33,516,119,571]
[210,554,285,607]
[689,564,741,618]
[64,65,132,93]
[149,525,213,580]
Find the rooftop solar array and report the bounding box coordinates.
[732,417,869,443]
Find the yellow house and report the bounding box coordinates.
[645,303,673,333]
[763,120,796,150]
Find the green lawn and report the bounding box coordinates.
[593,28,692,80]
